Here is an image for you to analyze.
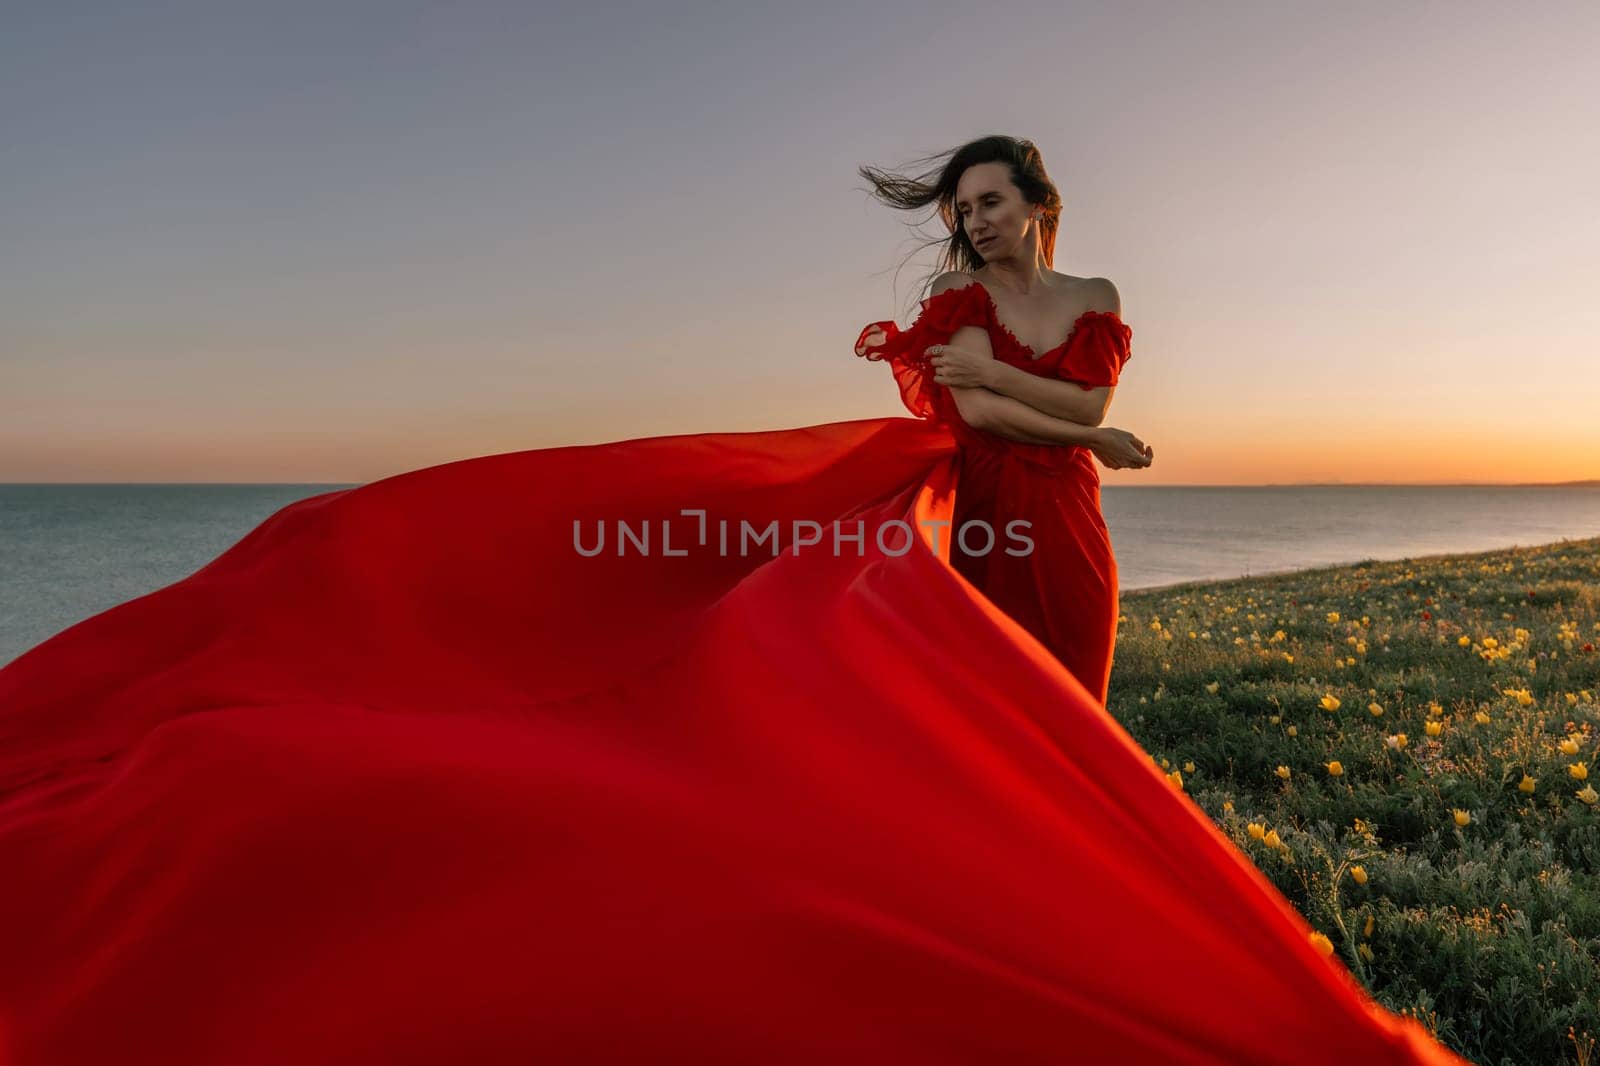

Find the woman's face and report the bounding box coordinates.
[954,162,1035,260]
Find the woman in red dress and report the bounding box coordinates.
[853,139,1152,701]
[0,136,1467,1063]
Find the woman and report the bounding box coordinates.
[0,138,1466,1063]
[855,135,1154,702]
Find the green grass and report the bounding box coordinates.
[1109,534,1600,1066]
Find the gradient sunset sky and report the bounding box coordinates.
[4,2,1596,485]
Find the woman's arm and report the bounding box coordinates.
[948,387,1104,447]
[984,364,1113,426]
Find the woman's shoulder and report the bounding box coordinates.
[929,270,981,298]
[1062,274,1121,314]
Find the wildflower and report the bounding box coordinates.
[1287,725,1298,737]
[1183,761,1196,774]
[1326,612,1340,624]
[1166,769,1184,789]
[1326,760,1344,777]
[1320,694,1341,712]
[1363,914,1374,937]
[1263,829,1283,849]
[1385,733,1408,751]
[1357,943,1375,962]
[1519,774,1537,794]
[1223,800,1234,812]
[1368,702,1384,717]
[1474,710,1492,725]
[1453,809,1471,827]
[1570,762,1588,781]
[1247,822,1266,840]
[1458,636,1471,646]
[1308,931,1334,956]
[1350,865,1368,885]
[1205,681,1220,694]
[1560,737,1581,755]
[1425,721,1443,737]
[1269,715,1281,724]
[1428,701,1443,717]
[1276,765,1292,780]
[1578,786,1599,805]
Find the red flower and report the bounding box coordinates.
[1421,610,1432,621]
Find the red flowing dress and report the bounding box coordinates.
[854,278,1128,702]
[0,289,1468,1064]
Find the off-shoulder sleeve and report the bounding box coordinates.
[854,283,990,422]
[1054,311,1132,391]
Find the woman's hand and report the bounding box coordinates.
[1090,427,1154,470]
[927,343,997,389]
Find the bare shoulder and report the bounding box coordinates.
[929,270,978,298]
[1074,276,1121,314]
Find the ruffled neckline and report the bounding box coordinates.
[951,280,1125,363]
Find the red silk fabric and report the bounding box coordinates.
[0,305,1467,1063]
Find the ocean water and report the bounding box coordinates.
[2,482,1599,669]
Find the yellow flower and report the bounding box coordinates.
[1425,720,1443,737]
[1452,809,1471,827]
[1457,635,1471,646]
[1559,737,1581,755]
[1326,612,1340,624]
[1357,942,1375,962]
[1570,762,1588,781]
[1350,865,1368,885]
[1578,786,1599,805]
[1166,769,1184,789]
[1385,733,1408,751]
[1159,757,1170,769]
[1474,710,1492,725]
[1275,765,1292,780]
[1326,760,1344,777]
[1511,688,1535,706]
[1320,694,1341,712]
[1205,681,1220,694]
[1263,829,1283,849]
[1428,701,1443,717]
[1247,822,1266,840]
[1223,800,1234,812]
[1308,931,1334,956]
[1269,715,1281,724]
[1519,774,1537,794]
[1363,913,1375,937]
[1368,702,1384,717]
[1287,725,1298,737]
[1183,761,1196,774]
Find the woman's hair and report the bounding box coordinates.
[857,134,1062,316]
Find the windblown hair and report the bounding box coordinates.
[857,134,1062,319]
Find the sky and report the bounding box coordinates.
[2,0,1596,486]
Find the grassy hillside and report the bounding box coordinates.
[1110,535,1600,1066]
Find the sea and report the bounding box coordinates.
[2,483,1599,669]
